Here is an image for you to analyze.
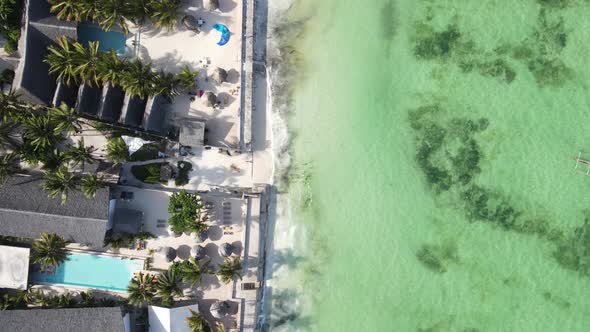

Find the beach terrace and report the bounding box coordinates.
[132,0,244,149]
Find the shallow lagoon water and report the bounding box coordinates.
[269,0,590,331]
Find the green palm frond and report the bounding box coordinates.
[81,174,104,198]
[48,0,82,21]
[98,50,127,86]
[185,309,211,332]
[156,269,182,306]
[216,257,242,284]
[120,59,157,98]
[48,102,82,135]
[0,153,18,184]
[148,0,182,31]
[73,41,102,86]
[23,115,63,152]
[31,232,70,270]
[64,138,97,171]
[106,137,128,164]
[45,37,79,86]
[127,272,156,306]
[42,166,78,204]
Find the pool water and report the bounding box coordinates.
[31,252,143,291]
[77,23,126,54]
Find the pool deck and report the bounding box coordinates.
[60,185,266,331]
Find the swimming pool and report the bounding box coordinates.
[31,252,143,292]
[77,23,126,54]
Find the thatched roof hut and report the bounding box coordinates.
[218,242,233,257]
[159,247,177,262]
[203,92,218,107]
[191,245,206,259]
[210,67,227,84]
[204,0,219,11]
[210,300,230,319]
[197,229,209,243]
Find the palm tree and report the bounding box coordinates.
[185,309,211,332]
[176,257,211,287]
[125,0,150,27]
[153,71,179,100]
[120,59,156,98]
[64,138,97,171]
[48,102,82,135]
[148,0,182,31]
[48,0,82,21]
[97,0,130,33]
[81,174,104,198]
[40,149,67,171]
[0,120,20,150]
[106,137,128,164]
[42,166,78,204]
[156,269,182,307]
[98,50,127,86]
[176,65,198,90]
[127,272,156,306]
[0,153,18,184]
[31,232,70,270]
[45,37,79,86]
[216,257,242,284]
[73,41,102,86]
[0,90,30,122]
[77,0,99,22]
[23,115,63,152]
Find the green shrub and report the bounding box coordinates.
[131,162,165,184]
[175,161,192,186]
[128,143,159,162]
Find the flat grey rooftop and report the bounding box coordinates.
[0,176,110,247]
[0,307,125,332]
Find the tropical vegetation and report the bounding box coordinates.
[44,37,195,99]
[185,309,212,332]
[31,232,70,270]
[127,272,157,306]
[42,166,78,205]
[171,257,212,287]
[167,190,207,233]
[0,0,23,53]
[0,288,120,311]
[106,136,128,164]
[64,138,97,171]
[155,269,182,307]
[48,0,184,33]
[217,257,242,284]
[131,162,164,184]
[81,173,104,198]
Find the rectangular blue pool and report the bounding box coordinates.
[31,252,143,292]
[77,23,126,54]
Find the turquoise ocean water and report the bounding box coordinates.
[269,0,590,331]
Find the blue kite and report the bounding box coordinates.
[212,24,230,46]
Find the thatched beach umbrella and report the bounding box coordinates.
[160,247,177,262]
[203,92,218,107]
[218,242,233,257]
[191,245,207,259]
[182,15,199,32]
[204,0,219,11]
[211,67,228,84]
[210,300,230,319]
[197,229,209,243]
